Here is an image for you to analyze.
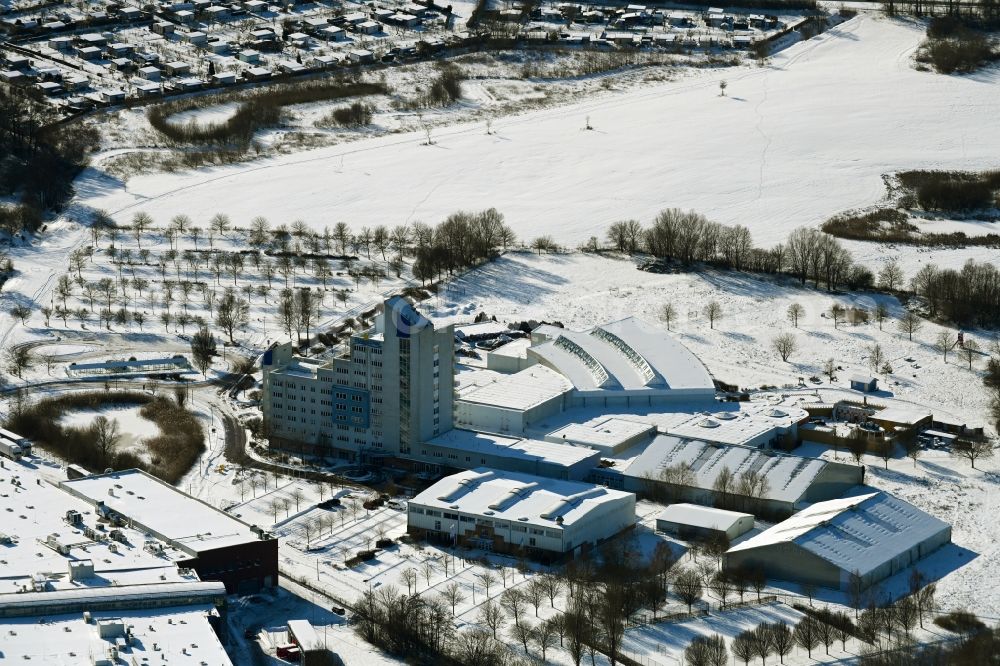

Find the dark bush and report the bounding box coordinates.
[916,29,999,74]
[6,391,204,484]
[935,610,987,634]
[148,80,388,146]
[821,208,917,241]
[329,102,373,127]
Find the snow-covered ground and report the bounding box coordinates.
[58,404,157,460]
[430,251,995,430]
[76,16,1000,275]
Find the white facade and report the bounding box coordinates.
[455,365,572,435]
[407,468,635,555]
[262,297,454,460]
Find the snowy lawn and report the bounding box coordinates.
[77,15,1000,276]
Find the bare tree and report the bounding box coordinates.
[962,338,980,370]
[823,357,837,382]
[768,622,794,664]
[91,415,120,466]
[474,570,498,600]
[290,487,304,512]
[703,301,722,329]
[898,311,922,341]
[868,343,886,374]
[512,619,534,654]
[4,346,34,379]
[500,588,527,630]
[732,630,755,665]
[421,559,436,588]
[478,599,506,639]
[673,568,703,613]
[772,333,797,362]
[793,616,821,658]
[520,578,544,617]
[534,618,559,661]
[538,574,563,608]
[440,581,466,616]
[875,302,889,330]
[935,330,957,362]
[829,303,845,328]
[685,634,728,666]
[952,438,994,469]
[786,302,804,328]
[878,260,905,291]
[661,302,677,331]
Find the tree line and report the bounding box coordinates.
[0,86,99,226]
[607,210,1000,327]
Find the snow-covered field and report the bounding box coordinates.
[431,251,995,429]
[76,16,1000,275]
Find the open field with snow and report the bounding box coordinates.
[431,251,996,430]
[75,15,1000,276]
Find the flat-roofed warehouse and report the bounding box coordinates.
[724,492,951,590]
[0,602,231,665]
[61,470,278,593]
[656,504,755,541]
[454,365,572,435]
[407,468,635,557]
[417,428,601,480]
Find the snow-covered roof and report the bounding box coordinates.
[456,365,572,411]
[624,434,830,504]
[426,429,599,468]
[455,321,509,338]
[528,317,714,395]
[288,619,323,651]
[873,406,931,426]
[728,493,951,576]
[657,503,752,532]
[489,337,531,359]
[0,581,226,617]
[0,465,200,593]
[61,470,267,554]
[411,468,634,530]
[0,605,229,664]
[664,405,807,446]
[545,418,655,451]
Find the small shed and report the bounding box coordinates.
[849,375,878,393]
[287,619,324,655]
[164,61,191,76]
[656,504,754,541]
[346,49,374,63]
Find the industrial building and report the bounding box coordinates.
[454,365,573,435]
[0,603,231,665]
[594,433,864,515]
[724,492,952,590]
[526,318,716,405]
[457,317,717,434]
[262,296,454,461]
[0,463,234,664]
[656,504,755,541]
[61,469,278,594]
[407,468,636,557]
[415,428,601,480]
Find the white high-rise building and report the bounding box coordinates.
[261,296,454,462]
